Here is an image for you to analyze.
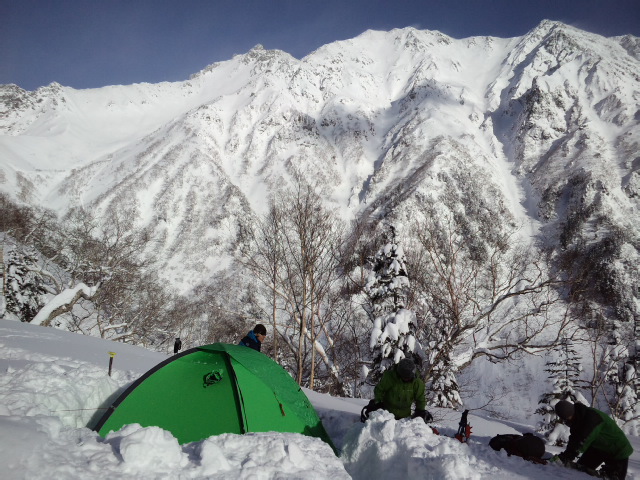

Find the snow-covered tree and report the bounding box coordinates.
[536,338,585,445]
[363,226,417,387]
[620,316,640,435]
[5,247,48,322]
[579,307,639,432]
[428,350,461,409]
[613,361,640,435]
[607,318,640,434]
[364,226,409,315]
[604,333,640,434]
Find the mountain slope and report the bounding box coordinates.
[1,21,638,314]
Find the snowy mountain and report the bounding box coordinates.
[1,21,638,308]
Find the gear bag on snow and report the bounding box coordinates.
[489,433,546,464]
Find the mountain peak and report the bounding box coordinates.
[239,43,296,66]
[617,34,640,60]
[522,19,584,44]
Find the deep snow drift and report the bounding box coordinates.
[1,319,638,479]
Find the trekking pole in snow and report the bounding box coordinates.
[108,352,116,376]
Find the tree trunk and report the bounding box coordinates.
[31,283,96,327]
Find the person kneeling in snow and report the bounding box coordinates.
[361,358,432,423]
[551,400,633,479]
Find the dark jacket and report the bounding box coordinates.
[559,402,633,462]
[489,433,546,460]
[239,330,262,352]
[374,365,426,419]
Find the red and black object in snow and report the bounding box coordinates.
[427,409,472,442]
[454,409,472,443]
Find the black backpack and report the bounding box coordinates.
[489,433,546,463]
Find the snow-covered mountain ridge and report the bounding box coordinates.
[1,20,639,317]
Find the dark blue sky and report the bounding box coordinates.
[2,0,639,91]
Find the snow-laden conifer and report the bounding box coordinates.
[362,226,417,387]
[536,338,586,445]
[5,247,47,322]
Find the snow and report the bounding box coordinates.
[1,319,639,479]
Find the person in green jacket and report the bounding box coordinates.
[552,400,633,479]
[361,358,432,423]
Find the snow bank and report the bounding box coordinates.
[1,320,638,479]
[338,408,613,479]
[0,414,347,480]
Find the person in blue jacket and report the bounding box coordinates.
[239,323,267,352]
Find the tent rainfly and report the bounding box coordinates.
[93,343,336,452]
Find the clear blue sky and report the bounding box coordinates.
[2,0,639,91]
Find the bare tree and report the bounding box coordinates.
[22,206,165,342]
[410,203,570,403]
[275,180,344,388]
[239,177,344,389]
[239,201,286,358]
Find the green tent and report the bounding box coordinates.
[94,343,335,452]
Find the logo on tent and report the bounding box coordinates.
[203,371,223,387]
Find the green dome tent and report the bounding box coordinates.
[94,343,336,452]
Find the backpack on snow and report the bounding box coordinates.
[489,433,547,464]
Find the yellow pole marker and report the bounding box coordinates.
[108,352,117,376]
